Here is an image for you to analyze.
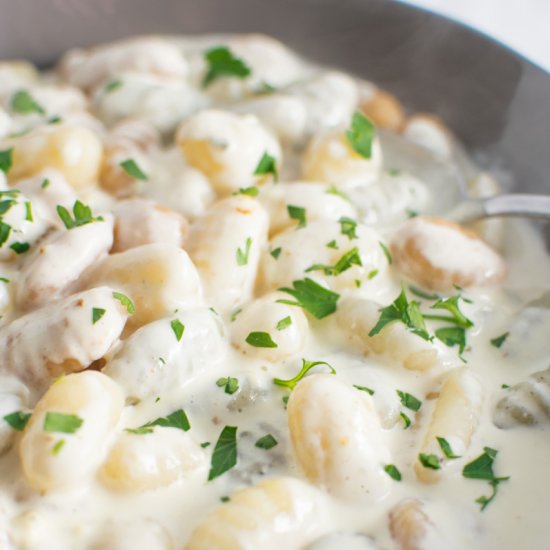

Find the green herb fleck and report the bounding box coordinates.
[10,90,45,115]
[119,158,148,181]
[491,332,509,349]
[270,247,282,260]
[346,111,376,158]
[10,242,29,254]
[435,326,467,356]
[384,464,402,481]
[208,425,238,481]
[339,217,358,240]
[104,79,123,93]
[276,316,292,331]
[203,46,251,88]
[112,291,135,314]
[278,278,340,319]
[397,390,422,412]
[41,178,50,189]
[255,434,278,450]
[353,384,375,395]
[24,201,33,222]
[245,331,278,348]
[437,436,461,459]
[306,247,362,277]
[326,185,351,203]
[367,269,379,280]
[92,308,106,324]
[126,409,191,435]
[400,412,412,429]
[254,151,278,181]
[52,439,65,455]
[379,242,392,264]
[216,377,240,395]
[235,186,259,197]
[419,453,441,470]
[3,411,31,431]
[56,200,103,229]
[236,237,252,266]
[287,205,306,229]
[0,149,13,174]
[43,412,83,434]
[326,240,339,250]
[170,319,185,342]
[273,358,335,390]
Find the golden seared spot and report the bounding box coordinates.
[390,216,506,292]
[361,90,406,132]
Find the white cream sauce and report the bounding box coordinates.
[0,33,549,550]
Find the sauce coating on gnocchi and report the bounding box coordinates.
[0,33,549,550]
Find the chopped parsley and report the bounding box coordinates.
[10,90,45,115]
[236,237,252,266]
[0,149,13,174]
[51,439,65,455]
[339,217,358,240]
[245,331,278,348]
[48,115,62,125]
[208,425,238,481]
[369,287,431,341]
[119,158,148,181]
[126,409,191,434]
[57,200,103,229]
[92,308,106,324]
[326,185,351,203]
[104,79,123,93]
[397,390,422,412]
[379,242,393,264]
[41,178,50,189]
[384,464,402,481]
[112,291,135,314]
[491,332,509,349]
[367,269,379,280]
[254,151,278,181]
[3,411,31,431]
[409,286,440,301]
[235,186,259,197]
[255,81,277,95]
[0,199,16,216]
[462,447,510,511]
[0,222,11,247]
[255,434,278,450]
[270,247,282,260]
[216,377,239,395]
[273,358,335,390]
[437,436,461,459]
[353,384,375,396]
[305,247,362,277]
[276,316,292,331]
[287,205,307,228]
[43,412,83,434]
[278,278,340,319]
[24,201,33,222]
[170,319,185,342]
[346,111,376,159]
[326,240,339,250]
[427,295,473,328]
[400,412,412,429]
[203,46,251,88]
[419,453,441,470]
[9,242,30,254]
[230,308,242,322]
[435,326,467,356]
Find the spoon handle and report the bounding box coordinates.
[450,194,550,223]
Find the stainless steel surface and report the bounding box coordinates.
[0,0,549,197]
[451,194,550,224]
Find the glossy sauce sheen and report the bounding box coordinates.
[0,34,549,550]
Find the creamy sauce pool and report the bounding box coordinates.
[0,33,549,550]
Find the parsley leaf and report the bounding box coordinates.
[326,185,351,203]
[400,412,412,428]
[409,286,440,301]
[0,149,13,174]
[326,240,339,250]
[10,90,45,115]
[287,205,306,228]
[367,269,379,279]
[41,178,50,189]
[51,439,65,455]
[353,384,375,395]
[273,358,335,390]
[203,46,251,88]
[235,186,259,197]
[92,308,106,324]
[397,390,422,412]
[306,247,362,277]
[427,295,473,328]
[0,222,11,247]
[126,410,191,435]
[491,332,509,349]
[104,79,123,93]
[254,151,278,181]
[379,242,393,264]
[112,291,135,314]
[437,436,461,459]
[3,411,31,431]
[419,453,441,470]
[384,464,402,481]
[0,200,16,216]
[245,331,278,348]
[276,316,292,331]
[339,217,358,240]
[435,326,467,356]
[346,111,376,159]
[278,278,340,319]
[43,412,83,434]
[270,247,282,259]
[216,377,240,395]
[24,201,33,222]
[255,434,278,450]
[56,200,103,229]
[236,237,252,266]
[170,319,185,342]
[119,159,148,181]
[369,288,431,341]
[208,425,238,481]
[10,242,29,254]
